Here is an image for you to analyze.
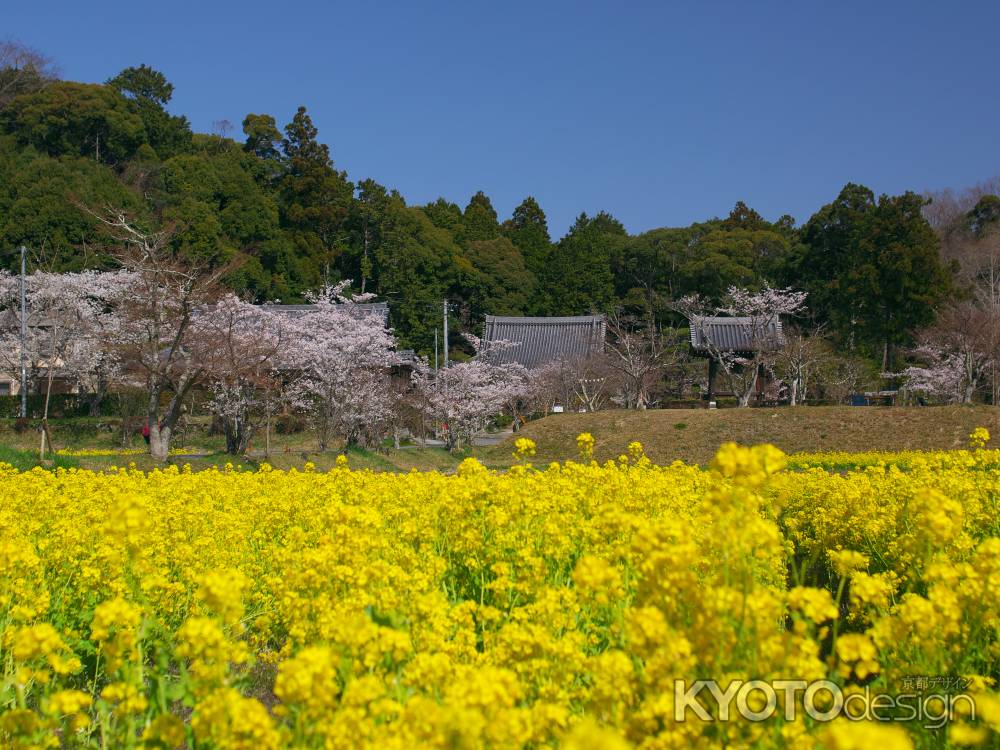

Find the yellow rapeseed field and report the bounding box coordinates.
[2,430,1000,749]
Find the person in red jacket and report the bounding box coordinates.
[141,421,150,446]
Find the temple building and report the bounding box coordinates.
[689,315,784,403]
[480,314,606,369]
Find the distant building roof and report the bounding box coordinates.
[481,314,606,369]
[259,302,389,325]
[689,316,784,354]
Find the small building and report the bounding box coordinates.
[689,316,784,403]
[481,314,606,369]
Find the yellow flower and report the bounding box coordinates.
[514,437,537,461]
[821,720,913,749]
[563,717,631,750]
[142,714,186,748]
[836,632,880,679]
[1,435,999,748]
[43,689,91,718]
[849,572,895,610]
[192,688,280,750]
[6,622,81,678]
[949,722,989,746]
[196,568,251,626]
[711,442,786,486]
[457,457,488,476]
[91,597,143,671]
[101,681,149,714]
[572,555,622,606]
[829,549,869,577]
[274,645,339,715]
[787,587,839,623]
[627,441,645,462]
[969,427,990,449]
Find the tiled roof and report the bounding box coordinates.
[481,315,606,369]
[689,316,784,353]
[259,302,389,324]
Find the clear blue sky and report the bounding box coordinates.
[7,1,999,237]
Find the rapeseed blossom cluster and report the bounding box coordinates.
[54,447,195,457]
[1,433,999,748]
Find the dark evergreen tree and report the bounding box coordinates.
[343,178,395,295]
[374,200,467,352]
[502,196,551,286]
[542,211,627,315]
[0,135,138,270]
[106,65,192,159]
[278,106,354,290]
[242,113,282,162]
[462,190,501,242]
[463,236,534,320]
[1,82,146,165]
[797,184,953,366]
[421,198,464,242]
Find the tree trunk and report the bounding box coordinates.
[737,365,758,408]
[86,370,110,417]
[40,359,55,460]
[345,428,361,450]
[149,423,171,461]
[224,417,248,455]
[963,382,976,405]
[148,386,166,461]
[148,384,190,461]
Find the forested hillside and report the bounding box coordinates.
[1,41,998,389]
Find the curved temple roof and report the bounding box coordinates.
[689,315,784,354]
[481,314,606,369]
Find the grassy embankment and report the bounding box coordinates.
[0,405,997,472]
[502,405,1000,466]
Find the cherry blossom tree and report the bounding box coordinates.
[281,282,398,450]
[412,336,528,451]
[0,269,126,455]
[890,297,998,406]
[94,209,230,461]
[196,295,287,455]
[891,344,966,403]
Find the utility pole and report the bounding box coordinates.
[442,298,449,368]
[434,328,439,372]
[19,246,27,419]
